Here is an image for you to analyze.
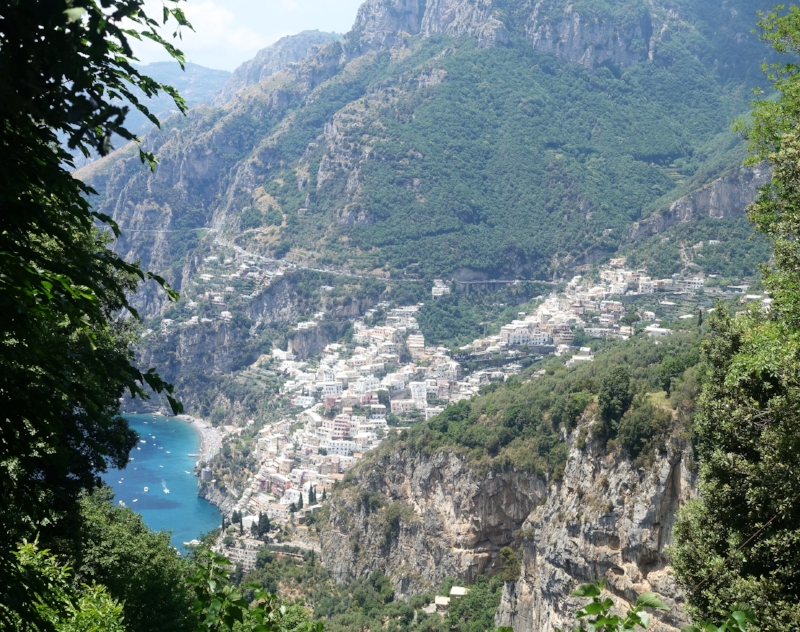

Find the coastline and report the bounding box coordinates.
[176,414,225,463]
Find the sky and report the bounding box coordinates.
[134,0,363,71]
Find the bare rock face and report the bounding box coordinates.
[495,427,697,632]
[624,164,772,242]
[213,31,342,106]
[320,449,546,597]
[526,0,654,69]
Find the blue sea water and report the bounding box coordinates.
[102,414,221,550]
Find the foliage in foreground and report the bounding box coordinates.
[672,6,800,631]
[554,579,754,632]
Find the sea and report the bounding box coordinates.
[101,414,222,550]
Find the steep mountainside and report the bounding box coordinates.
[494,431,696,632]
[79,0,773,318]
[318,331,702,618]
[212,31,343,106]
[126,61,232,135]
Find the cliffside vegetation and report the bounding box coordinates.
[672,7,800,630]
[234,547,505,632]
[367,325,703,478]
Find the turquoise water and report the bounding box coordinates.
[102,414,221,550]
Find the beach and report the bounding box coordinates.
[176,414,225,463]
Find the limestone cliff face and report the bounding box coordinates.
[288,322,351,359]
[320,448,546,597]
[199,481,237,515]
[624,164,772,243]
[213,31,342,106]
[495,429,696,632]
[138,320,253,379]
[526,0,653,68]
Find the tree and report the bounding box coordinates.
[0,0,191,625]
[65,488,197,632]
[597,366,633,431]
[499,547,520,582]
[0,540,126,632]
[673,7,800,630]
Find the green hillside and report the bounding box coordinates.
[82,0,774,287]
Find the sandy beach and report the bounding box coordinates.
[176,414,225,463]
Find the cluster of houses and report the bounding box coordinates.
[203,258,728,561]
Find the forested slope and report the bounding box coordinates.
[79,0,774,315]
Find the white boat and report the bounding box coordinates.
[159,465,164,468]
[184,470,191,474]
[166,451,171,454]
[132,499,138,502]
[140,439,146,443]
[143,486,149,492]
[162,481,170,494]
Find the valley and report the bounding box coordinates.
[77,0,784,630]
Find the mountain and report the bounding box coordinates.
[78,0,773,318]
[212,31,343,106]
[126,61,232,136]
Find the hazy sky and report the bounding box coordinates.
[134,0,363,71]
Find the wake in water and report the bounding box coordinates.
[162,479,170,494]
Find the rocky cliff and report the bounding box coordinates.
[321,447,546,597]
[495,427,696,632]
[212,31,342,106]
[624,164,772,243]
[199,481,237,515]
[319,411,697,627]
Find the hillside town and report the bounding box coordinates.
[197,253,771,567]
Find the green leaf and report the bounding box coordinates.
[635,593,668,610]
[571,583,602,598]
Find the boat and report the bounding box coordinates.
[162,481,170,494]
[184,470,191,474]
[136,447,141,450]
[187,453,199,457]
[118,500,125,507]
[143,486,149,492]
[159,465,164,468]
[166,451,171,454]
[140,439,146,443]
[132,499,138,502]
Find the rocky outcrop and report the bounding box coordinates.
[320,448,546,597]
[138,320,254,378]
[213,31,342,106]
[526,0,653,69]
[199,481,237,515]
[624,164,772,243]
[288,321,351,359]
[495,427,696,632]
